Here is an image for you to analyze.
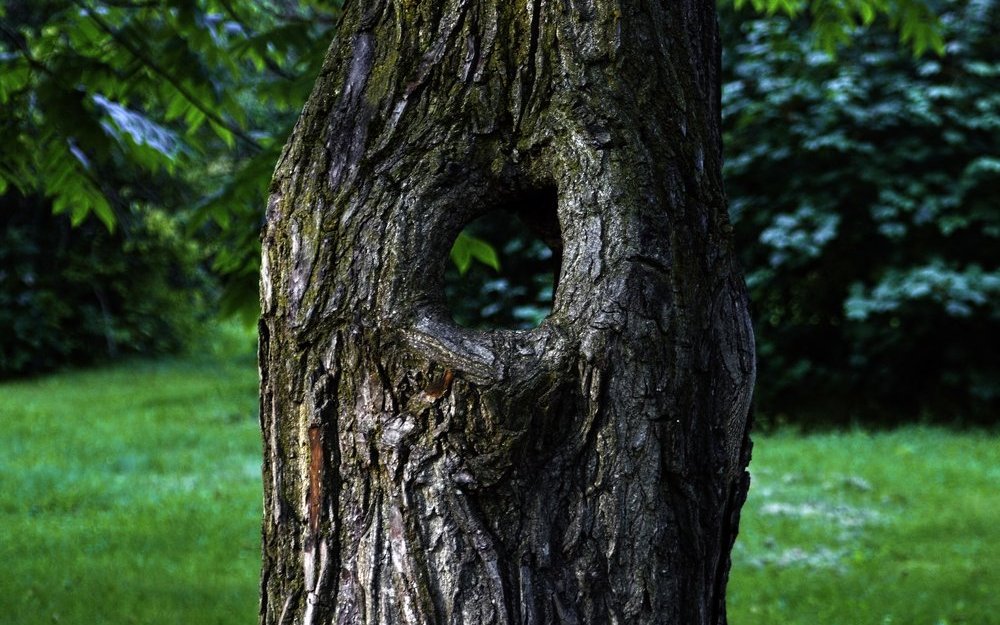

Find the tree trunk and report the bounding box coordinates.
[259,0,756,623]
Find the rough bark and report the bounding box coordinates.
[259,0,756,623]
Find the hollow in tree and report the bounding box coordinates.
[259,0,756,623]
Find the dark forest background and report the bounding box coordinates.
[1,0,996,426]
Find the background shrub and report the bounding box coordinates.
[0,192,212,377]
[721,0,1000,424]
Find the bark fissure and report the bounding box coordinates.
[261,0,754,623]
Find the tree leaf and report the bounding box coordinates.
[450,231,500,275]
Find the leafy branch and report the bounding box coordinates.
[70,0,263,152]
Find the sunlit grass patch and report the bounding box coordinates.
[1,334,996,624]
[729,428,1000,625]
[0,325,260,625]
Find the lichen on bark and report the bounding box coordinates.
[259,1,755,623]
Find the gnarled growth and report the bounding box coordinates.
[259,0,755,623]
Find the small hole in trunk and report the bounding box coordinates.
[445,187,560,330]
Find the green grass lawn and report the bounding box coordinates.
[1,340,997,624]
[729,428,999,625]
[0,329,261,625]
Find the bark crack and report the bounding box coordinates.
[517,0,544,130]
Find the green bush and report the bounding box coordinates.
[721,0,1000,423]
[0,193,212,376]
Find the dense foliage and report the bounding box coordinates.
[722,0,1000,423]
[3,0,993,422]
[0,0,342,317]
[0,193,210,375]
[0,0,340,374]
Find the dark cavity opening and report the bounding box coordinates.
[445,187,560,330]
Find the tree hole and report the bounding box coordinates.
[445,188,560,330]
